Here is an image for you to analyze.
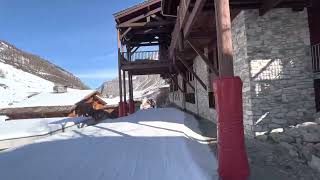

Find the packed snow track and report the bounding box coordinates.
[0,108,218,180]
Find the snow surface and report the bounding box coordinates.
[9,89,96,108]
[0,61,54,108]
[0,108,218,180]
[0,117,91,141]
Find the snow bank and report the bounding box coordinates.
[0,108,218,180]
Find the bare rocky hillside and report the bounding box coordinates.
[98,75,168,100]
[0,40,87,89]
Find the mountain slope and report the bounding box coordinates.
[98,75,168,100]
[0,61,54,108]
[0,40,87,89]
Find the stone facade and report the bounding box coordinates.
[232,9,315,137]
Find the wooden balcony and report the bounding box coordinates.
[121,50,171,75]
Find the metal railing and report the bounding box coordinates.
[123,51,159,62]
[312,43,320,72]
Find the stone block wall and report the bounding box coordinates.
[232,8,315,137]
[169,55,217,122]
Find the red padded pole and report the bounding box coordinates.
[213,77,249,180]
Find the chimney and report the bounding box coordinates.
[53,84,68,93]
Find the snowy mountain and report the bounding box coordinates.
[0,40,87,89]
[0,40,87,108]
[0,61,54,108]
[98,75,168,100]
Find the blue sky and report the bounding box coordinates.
[0,0,142,88]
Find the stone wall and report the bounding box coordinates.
[232,8,315,136]
[169,55,217,122]
[232,11,255,137]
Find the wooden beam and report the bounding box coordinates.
[173,65,195,91]
[178,30,184,51]
[120,27,132,40]
[114,0,161,19]
[117,21,174,28]
[186,39,219,76]
[176,55,207,90]
[214,0,234,77]
[131,46,140,54]
[169,74,185,93]
[129,42,160,47]
[183,0,206,38]
[259,0,284,16]
[118,7,162,27]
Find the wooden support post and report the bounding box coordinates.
[128,71,135,114]
[214,1,250,179]
[123,70,127,103]
[123,70,127,116]
[117,30,123,103]
[117,29,124,117]
[214,0,234,77]
[176,55,207,90]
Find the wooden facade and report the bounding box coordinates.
[0,92,116,120]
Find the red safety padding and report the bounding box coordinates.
[213,77,250,180]
[118,102,124,117]
[129,100,135,114]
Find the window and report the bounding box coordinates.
[314,79,320,112]
[185,93,195,104]
[208,92,215,109]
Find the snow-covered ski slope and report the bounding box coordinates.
[0,108,218,180]
[0,61,54,108]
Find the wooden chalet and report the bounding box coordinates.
[0,90,115,120]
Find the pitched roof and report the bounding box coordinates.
[7,90,97,108]
[113,0,161,19]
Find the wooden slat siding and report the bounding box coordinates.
[176,55,207,90]
[215,0,234,76]
[259,0,284,16]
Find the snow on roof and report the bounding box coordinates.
[9,89,97,108]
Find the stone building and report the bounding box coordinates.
[169,3,320,137]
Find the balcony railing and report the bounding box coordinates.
[123,51,159,62]
[312,43,320,72]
